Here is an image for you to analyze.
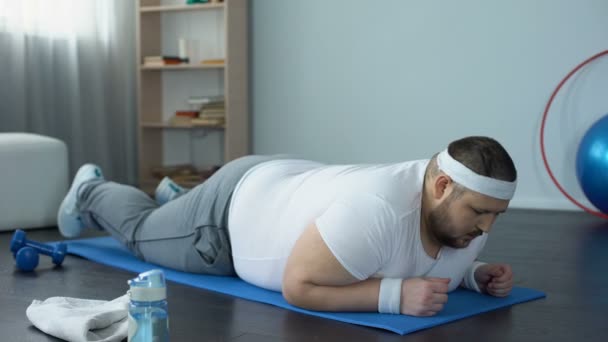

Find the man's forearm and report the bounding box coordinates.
[284,278,381,312]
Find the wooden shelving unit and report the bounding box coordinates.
[136,0,248,193]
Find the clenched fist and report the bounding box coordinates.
[474,263,513,297]
[401,277,450,316]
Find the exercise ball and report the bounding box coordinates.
[576,114,608,214]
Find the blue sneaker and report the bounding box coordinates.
[155,177,186,205]
[57,164,104,238]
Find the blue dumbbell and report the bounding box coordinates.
[10,229,67,267]
[15,246,39,272]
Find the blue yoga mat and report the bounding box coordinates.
[60,237,545,335]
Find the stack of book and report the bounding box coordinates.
[143,56,189,67]
[189,96,225,126]
[193,101,225,126]
[167,96,226,127]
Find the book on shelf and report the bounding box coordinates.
[175,110,199,118]
[198,113,225,120]
[200,101,225,110]
[143,55,190,67]
[200,108,225,115]
[201,58,225,65]
[167,99,226,127]
[191,117,225,126]
[168,110,199,126]
[188,96,225,117]
[167,117,224,127]
[199,112,225,121]
[169,116,193,126]
[199,101,225,108]
[187,95,224,107]
[168,114,225,127]
[198,108,226,118]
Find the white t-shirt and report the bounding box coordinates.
[227,159,487,292]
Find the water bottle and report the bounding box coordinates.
[128,269,170,342]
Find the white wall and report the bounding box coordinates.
[250,0,608,211]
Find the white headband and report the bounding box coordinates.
[436,149,517,200]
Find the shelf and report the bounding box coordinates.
[141,64,225,71]
[140,3,224,13]
[141,122,225,130]
[136,0,248,191]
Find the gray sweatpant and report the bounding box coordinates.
[76,155,284,276]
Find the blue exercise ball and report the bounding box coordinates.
[576,114,608,214]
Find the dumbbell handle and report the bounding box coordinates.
[23,240,55,256]
[11,230,66,265]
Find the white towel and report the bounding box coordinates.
[26,294,129,342]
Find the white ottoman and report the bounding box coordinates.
[0,133,68,231]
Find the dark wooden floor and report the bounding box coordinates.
[1,209,607,341]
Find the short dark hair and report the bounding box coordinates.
[447,136,517,182]
[424,136,517,197]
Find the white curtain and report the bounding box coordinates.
[0,0,137,184]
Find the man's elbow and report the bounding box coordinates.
[282,274,313,308]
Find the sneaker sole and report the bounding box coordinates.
[57,164,103,237]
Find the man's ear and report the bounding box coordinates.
[433,174,452,200]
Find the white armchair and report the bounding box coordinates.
[0,133,68,230]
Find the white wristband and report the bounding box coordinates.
[378,278,402,314]
[463,261,486,293]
